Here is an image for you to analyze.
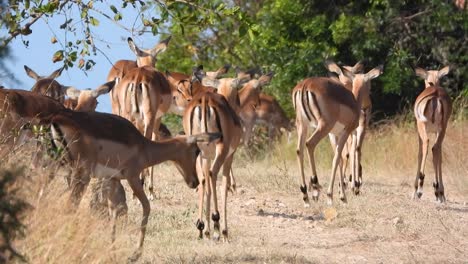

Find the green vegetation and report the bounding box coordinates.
[1,0,466,120]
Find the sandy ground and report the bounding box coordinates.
[115,161,468,264]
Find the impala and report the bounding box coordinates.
[325,60,370,193]
[413,66,452,203]
[341,66,383,194]
[183,90,242,241]
[292,66,382,205]
[165,65,230,115]
[114,65,172,199]
[42,108,220,259]
[0,88,65,157]
[107,36,171,115]
[24,65,65,103]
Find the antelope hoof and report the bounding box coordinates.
[326,193,333,206]
[340,195,347,204]
[438,193,446,203]
[222,230,229,243]
[229,184,237,194]
[204,230,211,239]
[303,196,311,208]
[128,248,143,263]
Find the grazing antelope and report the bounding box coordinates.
[107,36,171,115]
[292,66,382,206]
[24,65,65,103]
[325,61,370,193]
[45,109,220,259]
[413,66,452,203]
[183,90,242,241]
[0,88,65,157]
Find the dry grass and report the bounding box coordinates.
[5,119,468,263]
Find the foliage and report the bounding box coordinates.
[0,167,29,262]
[0,0,466,119]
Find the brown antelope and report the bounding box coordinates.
[341,66,383,195]
[182,67,272,240]
[325,61,370,193]
[183,90,242,241]
[0,88,65,157]
[413,66,452,203]
[24,65,65,103]
[43,109,220,260]
[60,81,115,112]
[292,66,382,206]
[116,65,172,200]
[165,65,230,115]
[107,36,171,115]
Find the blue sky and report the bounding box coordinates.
[2,2,168,113]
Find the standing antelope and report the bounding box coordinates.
[184,67,273,239]
[107,36,171,115]
[413,66,452,203]
[44,109,220,260]
[183,90,242,241]
[325,61,366,187]
[341,66,383,195]
[292,66,382,206]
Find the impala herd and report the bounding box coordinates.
[0,35,453,258]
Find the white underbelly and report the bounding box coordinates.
[94,164,123,179]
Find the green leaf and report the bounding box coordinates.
[89,17,99,26]
[110,5,118,13]
[239,23,248,37]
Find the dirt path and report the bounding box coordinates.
[120,163,468,263]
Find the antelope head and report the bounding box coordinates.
[127,35,172,67]
[343,65,383,101]
[324,60,364,90]
[415,66,450,88]
[24,65,65,102]
[62,81,115,112]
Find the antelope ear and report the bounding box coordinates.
[415,67,428,79]
[48,68,63,79]
[150,35,172,57]
[92,80,115,97]
[24,65,41,80]
[192,65,205,82]
[258,72,274,87]
[365,65,383,81]
[127,37,145,56]
[324,60,343,75]
[438,66,450,79]
[62,86,82,100]
[219,64,231,75]
[342,67,354,80]
[351,61,364,73]
[165,70,176,82]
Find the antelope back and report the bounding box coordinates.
[120,66,171,118]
